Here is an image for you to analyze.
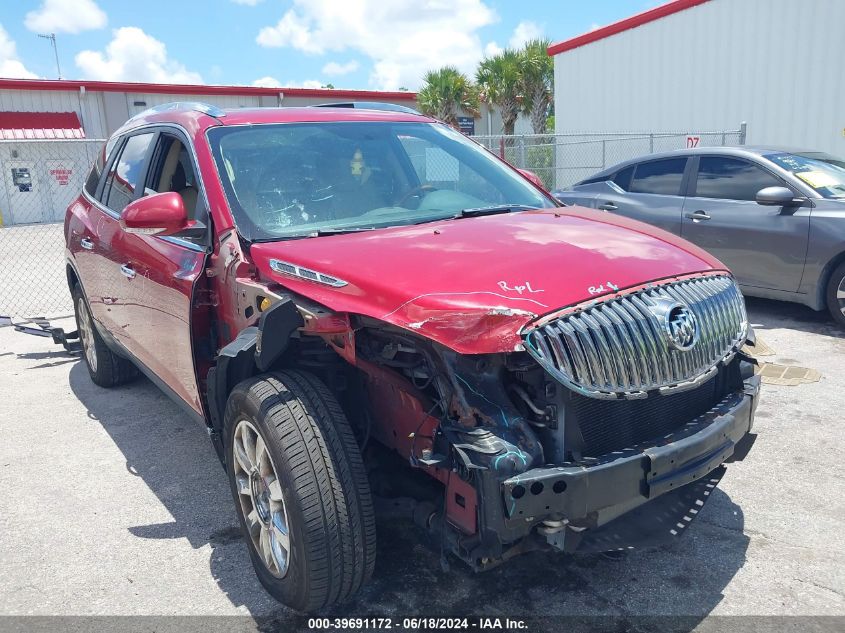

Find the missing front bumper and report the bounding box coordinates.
[500,375,760,552]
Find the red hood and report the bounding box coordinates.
[249,207,725,354]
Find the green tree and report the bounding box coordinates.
[519,39,554,135]
[417,67,480,128]
[476,49,522,135]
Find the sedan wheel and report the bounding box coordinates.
[232,419,291,578]
[826,262,845,329]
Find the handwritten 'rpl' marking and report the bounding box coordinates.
[588,281,619,295]
[498,281,545,295]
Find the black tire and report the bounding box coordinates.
[826,262,845,329]
[71,283,138,387]
[223,370,376,612]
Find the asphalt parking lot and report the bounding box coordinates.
[1,297,843,630]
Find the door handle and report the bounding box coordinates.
[684,210,712,221]
[598,202,618,211]
[120,264,136,280]
[80,237,94,250]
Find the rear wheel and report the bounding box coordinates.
[223,370,376,612]
[72,284,138,387]
[825,262,845,328]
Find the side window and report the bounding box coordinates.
[694,156,783,201]
[612,165,635,191]
[103,132,155,214]
[144,134,201,220]
[83,135,120,199]
[629,158,687,195]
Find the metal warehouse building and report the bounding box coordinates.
[0,78,419,140]
[549,0,845,156]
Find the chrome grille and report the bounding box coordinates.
[523,275,747,399]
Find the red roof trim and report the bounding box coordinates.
[547,0,711,56]
[0,111,85,139]
[0,78,417,101]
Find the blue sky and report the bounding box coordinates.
[1,0,657,91]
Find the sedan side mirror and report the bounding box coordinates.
[120,191,190,236]
[756,186,803,207]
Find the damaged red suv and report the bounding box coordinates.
[65,102,760,611]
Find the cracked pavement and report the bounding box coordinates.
[0,297,843,627]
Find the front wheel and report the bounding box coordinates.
[223,370,376,612]
[825,262,845,329]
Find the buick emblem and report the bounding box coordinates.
[665,303,699,351]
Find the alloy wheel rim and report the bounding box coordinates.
[232,419,291,578]
[77,297,97,372]
[838,276,845,317]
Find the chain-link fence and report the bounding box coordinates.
[472,125,747,191]
[0,139,104,318]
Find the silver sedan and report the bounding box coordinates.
[554,146,845,327]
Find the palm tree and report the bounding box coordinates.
[417,67,480,128]
[519,39,554,134]
[476,49,522,135]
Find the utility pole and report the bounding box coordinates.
[38,33,61,79]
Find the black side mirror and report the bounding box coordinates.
[756,186,802,207]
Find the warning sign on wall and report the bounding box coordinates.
[49,165,73,186]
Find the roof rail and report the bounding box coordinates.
[128,101,227,123]
[312,101,421,115]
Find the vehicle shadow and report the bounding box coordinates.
[745,296,843,339]
[68,361,749,631]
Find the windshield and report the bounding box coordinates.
[766,152,845,199]
[207,121,556,240]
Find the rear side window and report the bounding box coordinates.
[694,156,783,201]
[103,132,155,213]
[612,165,635,190]
[629,158,687,195]
[578,175,608,186]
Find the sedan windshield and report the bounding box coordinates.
[766,152,845,199]
[207,121,556,240]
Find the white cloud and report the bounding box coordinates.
[0,24,38,78]
[231,0,264,4]
[321,60,359,76]
[484,41,503,57]
[589,23,602,32]
[252,75,281,87]
[285,79,325,89]
[253,76,325,89]
[255,0,498,90]
[508,20,543,48]
[75,27,203,83]
[257,10,323,53]
[25,0,107,35]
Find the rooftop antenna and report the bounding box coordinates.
[37,33,62,79]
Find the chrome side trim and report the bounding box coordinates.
[269,259,348,288]
[523,275,748,400]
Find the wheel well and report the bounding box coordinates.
[66,264,79,294]
[818,250,845,308]
[206,298,307,461]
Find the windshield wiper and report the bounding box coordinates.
[453,204,538,218]
[308,227,378,237]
